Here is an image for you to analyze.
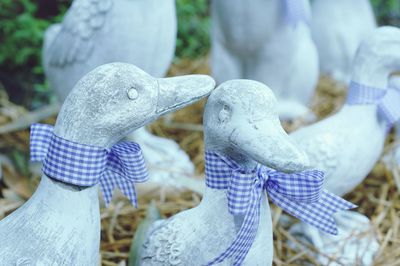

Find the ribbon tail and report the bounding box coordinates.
[269,189,356,235]
[207,186,262,265]
[100,171,118,207]
[378,88,400,131]
[116,177,138,208]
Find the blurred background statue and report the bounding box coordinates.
[211,0,319,120]
[311,0,377,84]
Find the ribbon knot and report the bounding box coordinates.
[205,151,356,265]
[347,81,400,130]
[283,0,310,26]
[30,123,148,207]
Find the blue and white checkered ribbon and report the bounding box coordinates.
[347,81,400,130]
[205,151,356,265]
[283,0,309,26]
[30,123,148,207]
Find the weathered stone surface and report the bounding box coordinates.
[139,80,309,265]
[0,63,215,265]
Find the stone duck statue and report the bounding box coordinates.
[42,0,195,191]
[211,0,319,120]
[134,80,355,265]
[311,0,376,84]
[0,63,215,265]
[288,26,400,266]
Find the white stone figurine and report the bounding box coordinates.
[0,63,215,265]
[211,0,319,120]
[43,0,194,190]
[288,26,400,266]
[311,0,376,84]
[135,80,355,265]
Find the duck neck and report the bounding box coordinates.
[343,58,391,117]
[201,140,266,231]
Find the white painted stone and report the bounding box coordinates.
[43,0,195,191]
[138,80,309,265]
[211,0,319,120]
[311,0,376,84]
[0,63,215,265]
[288,26,400,265]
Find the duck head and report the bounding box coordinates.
[352,26,400,87]
[55,62,215,147]
[204,80,309,173]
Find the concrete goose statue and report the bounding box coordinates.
[0,63,215,265]
[211,0,319,120]
[311,0,377,84]
[135,80,355,265]
[43,0,194,191]
[288,26,400,266]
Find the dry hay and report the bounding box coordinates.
[0,58,399,265]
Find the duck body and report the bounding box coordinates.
[141,189,272,265]
[211,0,319,119]
[288,27,400,265]
[0,176,100,265]
[311,0,376,83]
[291,105,385,196]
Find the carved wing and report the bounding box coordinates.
[46,0,113,67]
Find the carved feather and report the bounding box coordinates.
[46,0,113,67]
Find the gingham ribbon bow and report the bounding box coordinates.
[283,0,310,26]
[347,81,400,130]
[205,151,356,265]
[30,123,148,207]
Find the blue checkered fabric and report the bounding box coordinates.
[347,81,400,130]
[283,0,310,26]
[205,151,356,265]
[30,123,148,207]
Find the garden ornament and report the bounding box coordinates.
[135,80,355,266]
[311,0,376,84]
[211,0,319,120]
[289,26,400,266]
[0,63,215,265]
[42,0,195,191]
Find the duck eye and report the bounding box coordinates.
[127,87,139,100]
[218,104,231,123]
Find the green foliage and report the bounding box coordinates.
[371,0,400,26]
[176,0,210,58]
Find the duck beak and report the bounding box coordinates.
[229,119,310,173]
[155,75,215,116]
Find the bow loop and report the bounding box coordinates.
[266,168,324,203]
[106,141,148,182]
